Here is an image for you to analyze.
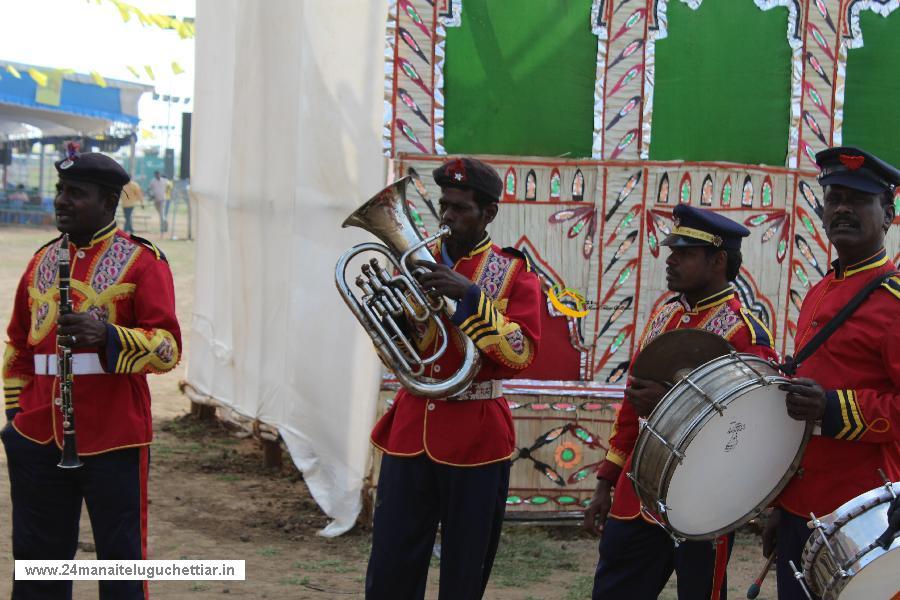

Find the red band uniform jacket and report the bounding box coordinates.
[595,287,779,521]
[370,235,542,466]
[778,249,900,518]
[3,223,182,455]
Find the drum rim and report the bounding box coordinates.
[801,482,900,594]
[631,354,809,540]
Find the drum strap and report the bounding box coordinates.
[781,270,898,376]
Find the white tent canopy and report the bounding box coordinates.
[188,0,387,536]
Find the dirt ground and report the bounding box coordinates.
[0,218,778,599]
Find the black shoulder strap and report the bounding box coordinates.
[782,270,899,375]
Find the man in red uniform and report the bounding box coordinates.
[584,204,779,599]
[2,146,181,600]
[365,158,541,600]
[764,146,899,599]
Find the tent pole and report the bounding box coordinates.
[128,131,137,175]
[38,142,45,198]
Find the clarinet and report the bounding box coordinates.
[56,234,83,469]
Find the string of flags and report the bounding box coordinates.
[0,1,194,87]
[152,93,192,104]
[1,61,186,87]
[90,0,195,39]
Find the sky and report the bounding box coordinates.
[0,0,195,148]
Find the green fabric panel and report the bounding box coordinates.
[649,1,792,165]
[443,0,595,157]
[842,12,900,167]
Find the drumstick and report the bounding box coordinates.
[746,553,775,599]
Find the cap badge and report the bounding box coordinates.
[446,158,467,183]
[60,141,80,170]
[838,154,865,171]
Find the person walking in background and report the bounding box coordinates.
[8,184,28,207]
[147,170,169,233]
[120,179,144,234]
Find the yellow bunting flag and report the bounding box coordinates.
[144,65,155,80]
[171,61,184,75]
[133,7,152,26]
[6,65,21,78]
[90,71,107,88]
[112,0,131,22]
[150,13,173,29]
[140,128,155,140]
[127,65,142,79]
[28,68,48,87]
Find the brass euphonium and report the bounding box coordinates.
[335,176,480,398]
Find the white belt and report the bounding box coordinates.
[34,353,107,376]
[448,380,503,401]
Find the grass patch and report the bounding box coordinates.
[280,576,310,586]
[259,546,279,557]
[563,575,594,600]
[491,528,579,588]
[291,559,354,574]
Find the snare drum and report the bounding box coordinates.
[629,352,811,540]
[802,482,900,599]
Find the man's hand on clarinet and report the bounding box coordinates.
[624,376,669,418]
[582,478,614,537]
[57,313,108,349]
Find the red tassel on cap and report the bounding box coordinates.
[65,141,80,161]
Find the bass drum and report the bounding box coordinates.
[630,353,811,540]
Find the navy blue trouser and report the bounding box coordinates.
[593,516,734,600]
[2,423,148,600]
[365,453,510,600]
[775,509,818,600]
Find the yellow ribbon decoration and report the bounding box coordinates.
[547,284,590,319]
[28,68,48,87]
[90,71,107,88]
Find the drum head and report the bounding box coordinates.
[663,382,806,537]
[838,546,900,599]
[631,329,733,385]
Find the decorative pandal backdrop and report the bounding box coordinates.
[377,0,900,517]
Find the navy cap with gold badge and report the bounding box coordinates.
[661,204,750,251]
[433,157,503,202]
[54,142,130,189]
[815,146,900,194]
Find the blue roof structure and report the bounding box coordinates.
[0,62,154,137]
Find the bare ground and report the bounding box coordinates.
[0,219,777,599]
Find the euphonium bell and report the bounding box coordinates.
[335,176,480,398]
